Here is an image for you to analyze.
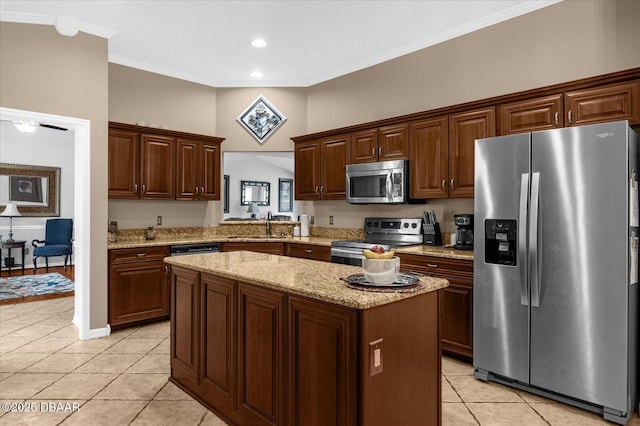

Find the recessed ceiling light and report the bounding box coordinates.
[250,70,264,78]
[251,38,267,48]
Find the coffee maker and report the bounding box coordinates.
[454,214,474,250]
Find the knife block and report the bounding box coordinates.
[423,222,443,246]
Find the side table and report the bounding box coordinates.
[1,240,26,276]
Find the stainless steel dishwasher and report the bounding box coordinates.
[169,242,220,256]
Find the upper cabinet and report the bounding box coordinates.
[350,124,409,164]
[108,122,224,200]
[499,81,639,135]
[176,138,222,200]
[294,134,350,200]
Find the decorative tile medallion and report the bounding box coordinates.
[237,95,286,144]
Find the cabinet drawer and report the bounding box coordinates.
[286,243,330,262]
[398,253,473,280]
[109,246,170,264]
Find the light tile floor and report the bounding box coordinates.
[1,297,639,425]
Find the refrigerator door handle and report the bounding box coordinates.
[519,173,529,306]
[530,172,541,308]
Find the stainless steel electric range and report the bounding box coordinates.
[330,217,423,266]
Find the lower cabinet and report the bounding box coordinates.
[108,246,170,327]
[286,243,331,262]
[169,265,440,425]
[398,253,474,361]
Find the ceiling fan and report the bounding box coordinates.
[1,118,68,133]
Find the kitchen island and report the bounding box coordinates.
[164,251,448,425]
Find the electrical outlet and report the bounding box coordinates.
[156,216,162,226]
[369,338,383,376]
[329,215,334,225]
[25,247,29,254]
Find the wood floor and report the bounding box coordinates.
[0,265,75,305]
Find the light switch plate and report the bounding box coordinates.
[369,338,383,376]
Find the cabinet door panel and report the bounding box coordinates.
[238,283,285,425]
[321,134,350,199]
[294,141,321,200]
[288,296,356,426]
[350,128,379,164]
[449,108,495,198]
[499,94,564,135]
[200,143,221,200]
[140,134,176,199]
[440,285,473,357]
[565,81,639,126]
[379,123,409,161]
[109,261,169,326]
[176,139,198,200]
[201,273,236,408]
[409,117,449,198]
[170,267,199,383]
[108,129,139,199]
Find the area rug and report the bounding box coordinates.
[0,273,74,305]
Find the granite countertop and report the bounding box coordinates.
[108,235,335,250]
[395,245,474,261]
[164,251,449,310]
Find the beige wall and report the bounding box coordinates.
[307,0,640,132]
[109,63,217,136]
[0,22,109,329]
[216,87,307,152]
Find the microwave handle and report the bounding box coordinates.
[386,171,393,201]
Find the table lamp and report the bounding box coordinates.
[247,202,260,219]
[1,202,21,242]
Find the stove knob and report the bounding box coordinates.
[411,223,417,228]
[403,223,409,228]
[366,222,372,227]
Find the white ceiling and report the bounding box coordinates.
[0,1,559,88]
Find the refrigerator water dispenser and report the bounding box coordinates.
[484,219,517,266]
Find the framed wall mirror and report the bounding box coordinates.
[0,163,60,216]
[240,180,270,206]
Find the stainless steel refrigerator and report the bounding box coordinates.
[474,121,639,424]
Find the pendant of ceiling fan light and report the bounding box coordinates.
[14,120,38,133]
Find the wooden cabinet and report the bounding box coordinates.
[449,107,495,198]
[398,253,474,361]
[409,116,449,198]
[176,138,221,200]
[286,243,331,262]
[498,94,564,135]
[237,283,286,425]
[108,122,224,200]
[565,81,639,127]
[109,246,170,328]
[221,241,284,255]
[294,134,350,200]
[350,124,409,164]
[499,81,640,135]
[288,296,356,426]
[408,109,493,199]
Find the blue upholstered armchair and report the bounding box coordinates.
[32,218,73,272]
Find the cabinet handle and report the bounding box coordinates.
[136,253,147,258]
[427,263,438,268]
[378,146,382,157]
[164,265,169,275]
[195,186,199,196]
[568,110,572,124]
[441,179,446,191]
[450,179,454,191]
[200,187,204,195]
[304,249,312,253]
[372,148,376,157]
[142,184,146,194]
[134,183,138,194]
[315,185,319,194]
[554,112,559,125]
[320,185,324,194]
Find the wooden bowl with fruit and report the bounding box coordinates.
[362,245,400,285]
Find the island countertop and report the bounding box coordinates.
[164,250,448,309]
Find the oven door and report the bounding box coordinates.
[346,160,406,204]
[330,247,364,266]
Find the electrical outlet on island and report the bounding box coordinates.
[156,216,162,226]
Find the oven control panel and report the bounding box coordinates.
[364,217,422,235]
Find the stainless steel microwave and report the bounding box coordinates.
[346,159,408,204]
